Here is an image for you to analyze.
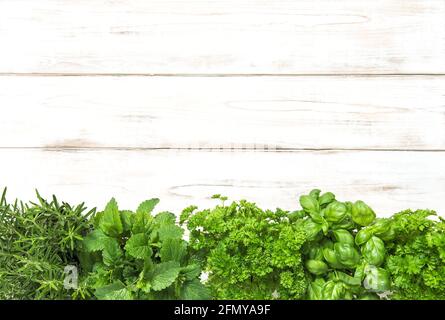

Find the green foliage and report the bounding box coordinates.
[80,198,209,300]
[351,201,376,226]
[384,209,445,300]
[362,236,385,266]
[0,188,94,299]
[180,197,308,300]
[299,189,390,300]
[1,188,445,300]
[99,198,123,237]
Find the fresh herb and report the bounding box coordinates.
[0,188,94,299]
[180,195,308,299]
[1,188,445,300]
[299,189,389,300]
[80,198,209,300]
[385,209,445,299]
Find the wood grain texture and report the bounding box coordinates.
[1,1,444,217]
[0,0,444,74]
[1,75,444,150]
[0,149,443,215]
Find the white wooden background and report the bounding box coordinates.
[0,0,444,216]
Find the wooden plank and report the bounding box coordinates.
[1,75,444,150]
[0,149,443,216]
[0,0,444,74]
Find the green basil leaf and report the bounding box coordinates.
[323,248,344,269]
[335,271,361,286]
[334,243,360,269]
[308,246,324,261]
[351,200,376,226]
[322,281,346,300]
[305,259,329,275]
[309,189,321,200]
[307,278,325,300]
[362,236,385,266]
[300,195,320,214]
[333,229,355,245]
[318,192,335,207]
[355,228,374,246]
[331,214,355,231]
[304,219,322,241]
[372,219,395,241]
[324,201,348,223]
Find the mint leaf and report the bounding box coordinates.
[150,261,181,291]
[180,279,210,300]
[158,224,184,242]
[103,239,122,266]
[137,199,160,215]
[99,198,123,237]
[125,233,153,260]
[160,238,187,262]
[95,281,133,300]
[120,210,134,233]
[154,211,176,225]
[83,229,114,252]
[132,201,158,234]
[181,264,202,281]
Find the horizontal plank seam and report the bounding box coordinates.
[1,73,445,77]
[1,147,445,152]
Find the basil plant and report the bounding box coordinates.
[299,189,390,300]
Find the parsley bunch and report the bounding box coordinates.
[385,209,445,299]
[180,195,308,299]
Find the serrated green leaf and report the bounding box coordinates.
[92,211,104,228]
[137,199,160,215]
[181,264,202,281]
[83,229,114,252]
[120,210,134,233]
[144,258,154,273]
[95,281,133,300]
[103,239,122,266]
[99,198,123,237]
[132,205,155,234]
[125,233,153,259]
[154,211,176,225]
[180,279,210,300]
[160,238,187,262]
[78,249,99,273]
[157,224,184,242]
[136,269,152,293]
[150,261,181,291]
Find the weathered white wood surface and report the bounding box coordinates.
[0,149,443,216]
[0,1,444,214]
[0,75,444,150]
[0,0,444,74]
